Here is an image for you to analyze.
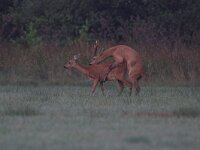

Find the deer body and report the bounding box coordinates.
[90,45,144,95]
[64,55,132,95]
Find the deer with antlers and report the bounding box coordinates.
[64,54,132,96]
[90,43,144,95]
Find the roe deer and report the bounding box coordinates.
[90,44,144,95]
[64,54,132,96]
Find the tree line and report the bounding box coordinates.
[0,0,200,45]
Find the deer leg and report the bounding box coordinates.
[119,78,133,96]
[134,80,140,95]
[109,61,121,70]
[124,80,133,96]
[129,71,143,96]
[117,80,125,95]
[91,79,99,96]
[131,75,141,96]
[103,59,124,81]
[135,75,143,95]
[100,81,105,95]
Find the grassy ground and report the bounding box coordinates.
[0,84,200,150]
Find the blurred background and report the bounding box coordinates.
[0,0,199,84]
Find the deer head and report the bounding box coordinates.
[90,40,103,65]
[64,54,80,69]
[90,51,105,65]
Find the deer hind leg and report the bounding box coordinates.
[117,80,125,95]
[134,79,140,95]
[129,73,142,95]
[125,80,133,96]
[103,58,124,81]
[91,79,99,96]
[119,78,133,96]
[100,81,105,95]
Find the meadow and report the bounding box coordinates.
[1,1,200,149]
[0,83,200,150]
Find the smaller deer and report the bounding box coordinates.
[64,54,132,96]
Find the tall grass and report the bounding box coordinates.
[0,28,199,84]
[0,39,92,84]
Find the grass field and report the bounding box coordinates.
[0,84,200,150]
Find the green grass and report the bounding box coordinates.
[0,84,200,150]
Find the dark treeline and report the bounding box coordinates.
[1,0,200,44]
[0,0,200,84]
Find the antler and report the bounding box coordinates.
[93,40,99,57]
[73,54,80,60]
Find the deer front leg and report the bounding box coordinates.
[103,59,124,81]
[91,79,99,96]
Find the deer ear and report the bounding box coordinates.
[77,53,80,58]
[73,54,80,60]
[73,55,77,60]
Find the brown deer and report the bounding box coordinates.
[90,44,144,95]
[64,54,132,96]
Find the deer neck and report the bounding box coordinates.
[74,63,89,75]
[97,47,115,62]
